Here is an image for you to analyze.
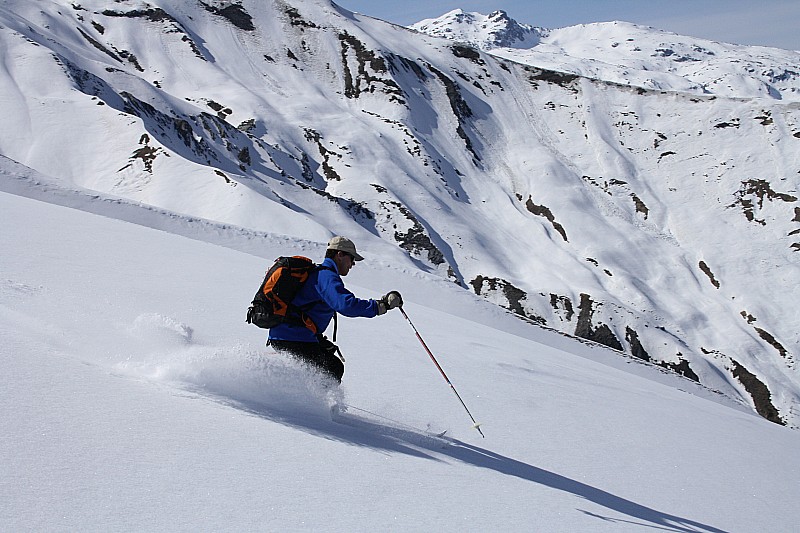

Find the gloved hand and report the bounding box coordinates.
[377,291,403,315]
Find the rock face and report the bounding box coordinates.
[1,0,798,427]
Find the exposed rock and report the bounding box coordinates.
[303,128,342,181]
[121,92,256,170]
[338,32,404,103]
[387,54,428,82]
[626,330,700,381]
[659,358,699,382]
[698,261,720,288]
[237,147,251,168]
[729,179,798,225]
[714,119,740,129]
[206,100,233,120]
[59,57,111,99]
[740,311,757,324]
[293,180,374,224]
[631,193,649,219]
[118,134,166,173]
[524,65,579,91]
[102,7,179,24]
[451,44,484,65]
[575,293,623,351]
[754,327,790,361]
[625,326,650,361]
[368,185,447,266]
[199,2,254,31]
[237,118,256,133]
[394,221,445,265]
[283,6,318,29]
[550,294,574,321]
[755,110,773,126]
[471,276,545,324]
[730,359,785,425]
[581,175,649,219]
[482,10,541,48]
[116,49,144,72]
[76,28,121,63]
[524,196,568,242]
[214,169,236,186]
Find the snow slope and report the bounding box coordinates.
[2,159,800,532]
[0,1,798,428]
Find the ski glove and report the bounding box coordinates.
[377,291,403,315]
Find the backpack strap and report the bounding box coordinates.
[317,263,338,342]
[287,300,319,335]
[288,263,338,339]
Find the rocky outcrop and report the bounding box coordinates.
[470,276,545,324]
[731,360,784,425]
[575,294,623,351]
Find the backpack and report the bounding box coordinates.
[246,256,322,334]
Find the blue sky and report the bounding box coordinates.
[336,0,800,51]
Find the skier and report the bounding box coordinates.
[268,236,403,382]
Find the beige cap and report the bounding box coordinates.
[327,236,364,261]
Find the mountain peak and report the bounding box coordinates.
[410,9,542,49]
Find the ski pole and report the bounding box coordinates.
[399,306,484,438]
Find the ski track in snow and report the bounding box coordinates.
[113,311,453,453]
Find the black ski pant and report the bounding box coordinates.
[269,339,344,382]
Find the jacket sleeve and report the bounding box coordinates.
[316,269,379,318]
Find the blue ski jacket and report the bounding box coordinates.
[267,257,379,343]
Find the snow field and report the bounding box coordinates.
[2,186,800,531]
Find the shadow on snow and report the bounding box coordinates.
[222,393,728,533]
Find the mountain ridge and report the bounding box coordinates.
[411,10,800,101]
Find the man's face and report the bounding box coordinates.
[334,251,355,276]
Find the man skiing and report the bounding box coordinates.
[268,236,403,382]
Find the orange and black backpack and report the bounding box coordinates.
[246,256,328,334]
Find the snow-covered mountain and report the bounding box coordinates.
[1,0,799,428]
[410,9,543,50]
[411,10,800,101]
